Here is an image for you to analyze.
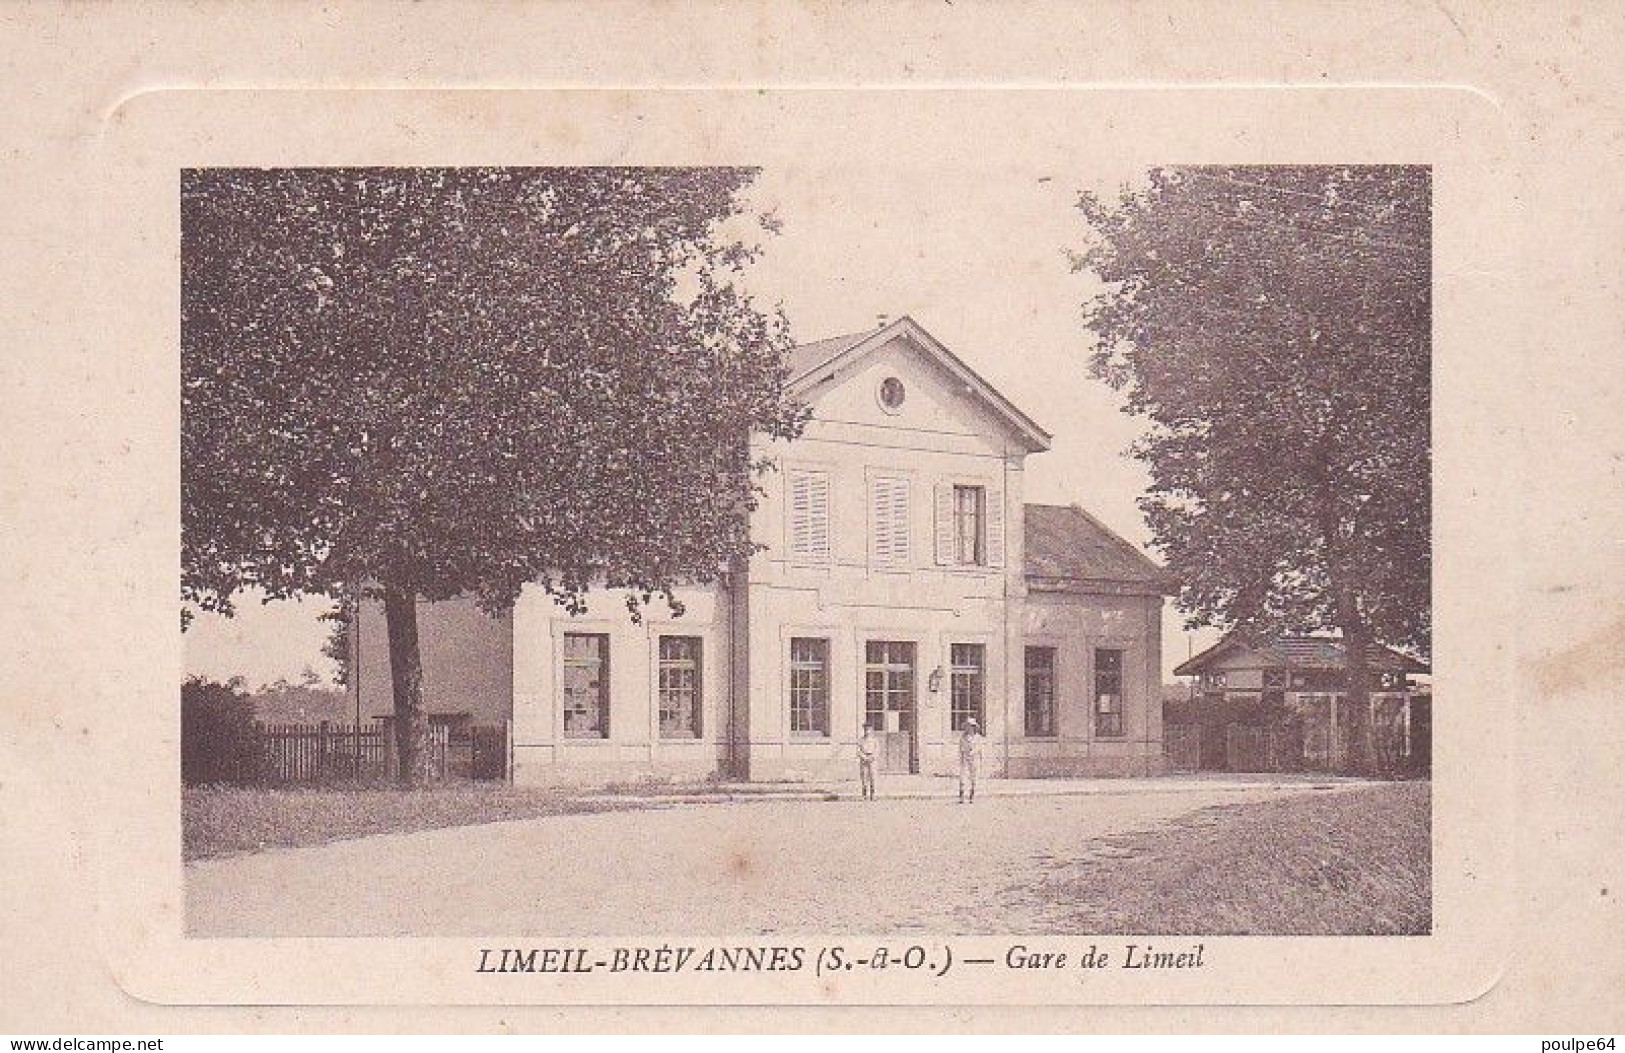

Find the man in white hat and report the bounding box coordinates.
[857,720,881,800]
[957,717,984,804]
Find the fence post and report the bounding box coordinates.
[318,720,329,785]
[251,720,264,786]
[506,717,514,784]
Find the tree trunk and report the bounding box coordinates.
[1334,586,1373,777]
[1313,452,1374,778]
[382,584,431,787]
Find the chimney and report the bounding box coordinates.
[875,313,890,329]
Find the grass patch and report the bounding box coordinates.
[1028,782,1430,935]
[183,784,631,862]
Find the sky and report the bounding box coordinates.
[182,162,1222,688]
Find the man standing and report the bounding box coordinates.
[958,717,984,803]
[858,721,881,800]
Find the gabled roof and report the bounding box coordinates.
[1173,635,1431,677]
[1023,503,1173,594]
[786,316,1052,452]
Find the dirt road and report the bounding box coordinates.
[186,782,1349,937]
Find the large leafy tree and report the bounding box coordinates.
[183,167,805,784]
[1076,166,1430,772]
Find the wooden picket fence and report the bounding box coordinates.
[1163,723,1202,772]
[1162,715,1427,776]
[247,721,510,785]
[1224,723,1304,773]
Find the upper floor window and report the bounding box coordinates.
[657,636,702,739]
[787,470,830,565]
[953,485,986,565]
[934,482,1004,568]
[1095,648,1124,738]
[871,475,911,568]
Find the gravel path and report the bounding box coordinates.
[185,784,1345,937]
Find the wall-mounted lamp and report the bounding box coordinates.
[927,666,944,694]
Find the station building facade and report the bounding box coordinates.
[355,317,1172,783]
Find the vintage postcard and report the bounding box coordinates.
[91,84,1508,1008]
[5,1,1622,1033]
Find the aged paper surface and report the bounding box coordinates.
[2,0,1623,1033]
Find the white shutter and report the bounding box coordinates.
[809,475,830,562]
[872,475,911,568]
[788,471,830,564]
[789,474,810,557]
[934,484,955,565]
[891,480,911,565]
[986,488,1005,568]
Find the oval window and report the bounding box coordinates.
[878,376,906,412]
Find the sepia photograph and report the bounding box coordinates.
[179,162,1432,941]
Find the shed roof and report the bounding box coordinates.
[1174,635,1431,676]
[1023,503,1172,593]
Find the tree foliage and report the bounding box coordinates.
[180,676,260,786]
[184,167,803,618]
[182,167,805,781]
[1076,165,1430,658]
[319,599,352,687]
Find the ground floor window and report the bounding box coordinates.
[789,637,830,736]
[657,635,702,739]
[562,633,610,738]
[1094,647,1124,737]
[950,642,985,732]
[1024,646,1057,737]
